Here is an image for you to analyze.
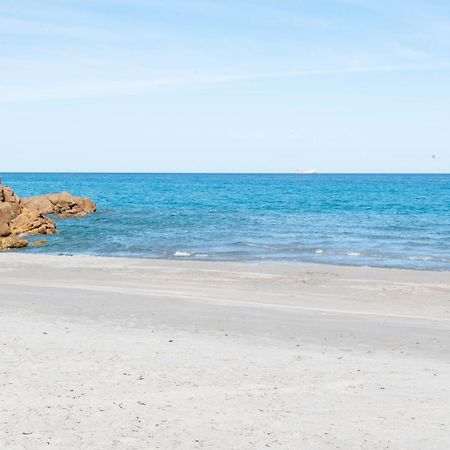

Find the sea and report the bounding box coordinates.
[3,173,450,270]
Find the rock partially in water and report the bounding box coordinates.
[10,210,57,235]
[0,235,28,250]
[23,192,96,218]
[31,239,48,247]
[0,182,95,249]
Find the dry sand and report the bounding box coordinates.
[1,253,450,449]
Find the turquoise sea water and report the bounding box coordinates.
[3,173,450,270]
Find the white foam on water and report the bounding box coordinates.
[347,252,361,257]
[174,251,191,257]
[408,255,434,262]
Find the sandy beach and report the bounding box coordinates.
[1,254,450,449]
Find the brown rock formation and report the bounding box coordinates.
[0,182,95,249]
[10,210,57,235]
[0,184,21,216]
[23,192,96,218]
[0,184,22,237]
[31,239,48,247]
[0,235,28,250]
[0,202,13,237]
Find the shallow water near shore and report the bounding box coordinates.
[3,173,450,270]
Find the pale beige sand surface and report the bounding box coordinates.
[1,254,450,449]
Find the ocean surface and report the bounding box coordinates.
[3,173,450,270]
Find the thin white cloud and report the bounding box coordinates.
[2,62,450,103]
[0,16,115,40]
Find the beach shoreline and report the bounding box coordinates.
[11,249,450,273]
[1,253,450,448]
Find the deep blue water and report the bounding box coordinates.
[3,173,450,270]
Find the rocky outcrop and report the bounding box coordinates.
[0,202,13,237]
[23,192,96,218]
[0,182,95,249]
[0,184,21,216]
[0,235,28,250]
[0,185,22,237]
[10,210,57,235]
[31,239,48,247]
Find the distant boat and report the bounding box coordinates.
[294,169,317,175]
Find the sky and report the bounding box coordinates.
[1,0,450,173]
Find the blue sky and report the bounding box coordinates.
[1,0,450,172]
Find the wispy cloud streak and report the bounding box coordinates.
[2,61,450,103]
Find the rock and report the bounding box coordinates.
[1,182,58,237]
[0,202,13,237]
[0,184,21,216]
[0,235,28,250]
[0,182,95,249]
[10,210,57,235]
[23,192,96,218]
[31,239,48,247]
[0,222,9,237]
[0,185,23,237]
